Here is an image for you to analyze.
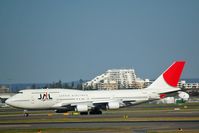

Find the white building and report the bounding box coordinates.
[0,86,9,93]
[178,80,199,89]
[84,69,148,90]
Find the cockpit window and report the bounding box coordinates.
[17,91,23,94]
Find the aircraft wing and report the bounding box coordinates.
[53,98,139,111]
[52,101,93,108]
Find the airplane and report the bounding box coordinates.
[5,61,188,115]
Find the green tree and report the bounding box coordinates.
[31,84,37,89]
[71,82,74,88]
[63,83,70,88]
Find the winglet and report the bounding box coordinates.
[163,61,186,87]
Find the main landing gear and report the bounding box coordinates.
[80,109,102,115]
[89,109,102,115]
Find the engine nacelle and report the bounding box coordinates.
[107,102,120,109]
[75,104,88,112]
[178,91,189,101]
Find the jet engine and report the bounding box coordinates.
[178,91,189,101]
[107,102,120,109]
[75,104,88,112]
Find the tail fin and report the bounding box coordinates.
[147,61,186,93]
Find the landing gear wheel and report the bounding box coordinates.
[24,113,29,117]
[80,112,88,115]
[23,110,29,117]
[90,109,102,115]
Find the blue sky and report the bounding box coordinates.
[0,0,199,83]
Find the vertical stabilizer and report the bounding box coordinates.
[147,61,185,93]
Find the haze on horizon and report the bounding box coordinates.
[0,0,199,83]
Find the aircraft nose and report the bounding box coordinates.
[5,98,12,106]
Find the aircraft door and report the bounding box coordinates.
[31,96,35,105]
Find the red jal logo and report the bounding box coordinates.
[38,92,52,101]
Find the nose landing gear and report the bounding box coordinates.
[23,110,29,117]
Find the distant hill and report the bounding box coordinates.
[0,80,88,93]
[1,83,47,93]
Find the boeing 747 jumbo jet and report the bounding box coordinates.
[6,61,188,115]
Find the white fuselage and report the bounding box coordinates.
[5,88,156,110]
